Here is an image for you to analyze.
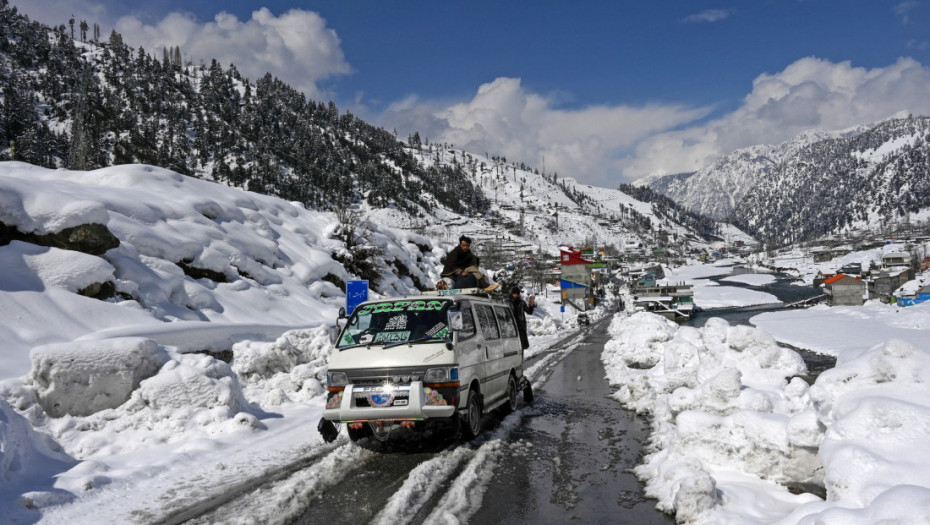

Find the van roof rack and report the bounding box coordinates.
[421,287,488,297]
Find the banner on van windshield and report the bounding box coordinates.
[354,299,449,316]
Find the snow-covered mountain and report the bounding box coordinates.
[644,115,930,244]
[641,128,854,221]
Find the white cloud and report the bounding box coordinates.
[625,57,930,179]
[893,1,920,24]
[383,77,711,186]
[683,9,733,23]
[114,8,351,100]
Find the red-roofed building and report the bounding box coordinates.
[823,274,865,306]
[560,248,594,308]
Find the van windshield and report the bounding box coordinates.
[337,299,453,349]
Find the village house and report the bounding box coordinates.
[882,251,912,269]
[823,274,866,306]
[839,263,863,275]
[559,247,593,310]
[634,271,658,289]
[812,247,850,263]
[869,268,912,302]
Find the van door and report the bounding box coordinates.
[494,305,522,365]
[473,303,505,401]
[454,302,484,405]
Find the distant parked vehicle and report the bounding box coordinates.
[577,312,590,326]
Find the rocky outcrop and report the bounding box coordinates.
[0,221,119,255]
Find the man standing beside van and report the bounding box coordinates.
[441,235,499,292]
[510,286,535,350]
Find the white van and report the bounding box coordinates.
[318,288,532,442]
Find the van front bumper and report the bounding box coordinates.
[322,381,456,422]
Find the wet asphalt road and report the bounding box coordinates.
[471,323,675,525]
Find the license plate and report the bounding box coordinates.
[367,393,394,407]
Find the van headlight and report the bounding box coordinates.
[424,366,459,385]
[327,371,348,391]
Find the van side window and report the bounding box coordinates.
[494,306,518,339]
[459,306,476,339]
[475,304,500,340]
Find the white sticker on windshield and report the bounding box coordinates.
[385,315,408,331]
[374,331,411,343]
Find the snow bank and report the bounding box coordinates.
[0,162,452,383]
[781,339,930,523]
[605,307,930,524]
[232,326,332,381]
[603,312,820,523]
[0,241,115,293]
[29,338,169,417]
[0,164,109,234]
[133,352,250,417]
[232,326,334,405]
[0,398,77,516]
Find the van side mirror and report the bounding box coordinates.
[448,309,464,331]
[338,307,346,320]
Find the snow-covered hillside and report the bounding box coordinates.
[371,147,739,257]
[0,162,445,380]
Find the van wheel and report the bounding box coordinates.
[459,390,483,441]
[503,374,519,414]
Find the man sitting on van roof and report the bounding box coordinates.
[440,235,499,292]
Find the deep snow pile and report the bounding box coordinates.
[779,338,930,524]
[604,311,930,524]
[603,313,819,522]
[30,338,169,417]
[0,325,335,522]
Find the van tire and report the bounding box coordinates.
[460,389,483,440]
[503,374,519,414]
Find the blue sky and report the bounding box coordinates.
[14,1,930,186]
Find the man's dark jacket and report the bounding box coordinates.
[441,246,479,277]
[510,296,535,349]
